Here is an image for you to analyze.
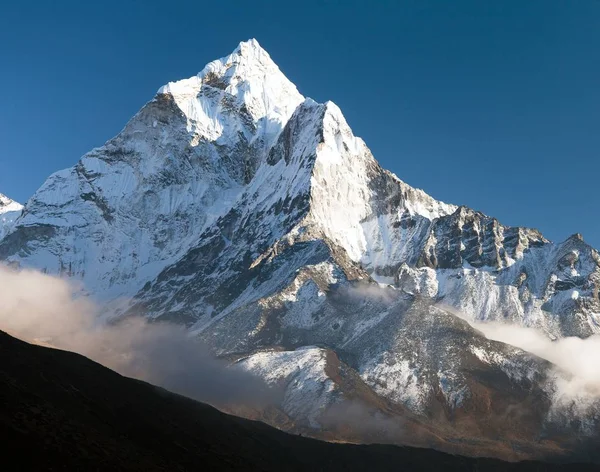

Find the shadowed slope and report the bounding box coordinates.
[0,330,595,471]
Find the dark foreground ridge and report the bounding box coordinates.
[0,330,595,472]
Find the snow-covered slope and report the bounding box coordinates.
[0,40,303,299]
[0,193,23,240]
[127,86,600,340]
[2,39,599,458]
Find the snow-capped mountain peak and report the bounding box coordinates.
[0,193,22,213]
[2,39,599,337]
[157,39,304,150]
[0,41,306,300]
[303,99,457,264]
[2,40,600,458]
[0,193,23,240]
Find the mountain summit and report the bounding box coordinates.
[158,39,303,154]
[1,40,599,460]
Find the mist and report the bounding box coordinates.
[438,303,600,411]
[4,261,600,432]
[0,265,278,409]
[477,320,600,408]
[320,400,405,443]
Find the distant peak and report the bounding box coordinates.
[0,193,23,213]
[566,233,584,243]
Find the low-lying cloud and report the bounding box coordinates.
[4,262,600,439]
[0,265,278,409]
[438,303,600,413]
[320,400,405,443]
[475,320,600,409]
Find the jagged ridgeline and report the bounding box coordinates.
[2,39,600,461]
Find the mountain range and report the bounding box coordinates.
[1,39,599,462]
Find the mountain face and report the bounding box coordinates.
[0,39,303,300]
[2,39,600,460]
[0,193,23,240]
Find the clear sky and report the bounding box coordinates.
[1,1,598,246]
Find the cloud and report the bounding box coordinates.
[4,262,600,437]
[320,400,405,443]
[336,280,398,304]
[0,265,279,409]
[438,303,600,415]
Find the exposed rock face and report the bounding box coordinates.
[2,39,600,459]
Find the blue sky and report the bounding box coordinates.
[1,0,598,246]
